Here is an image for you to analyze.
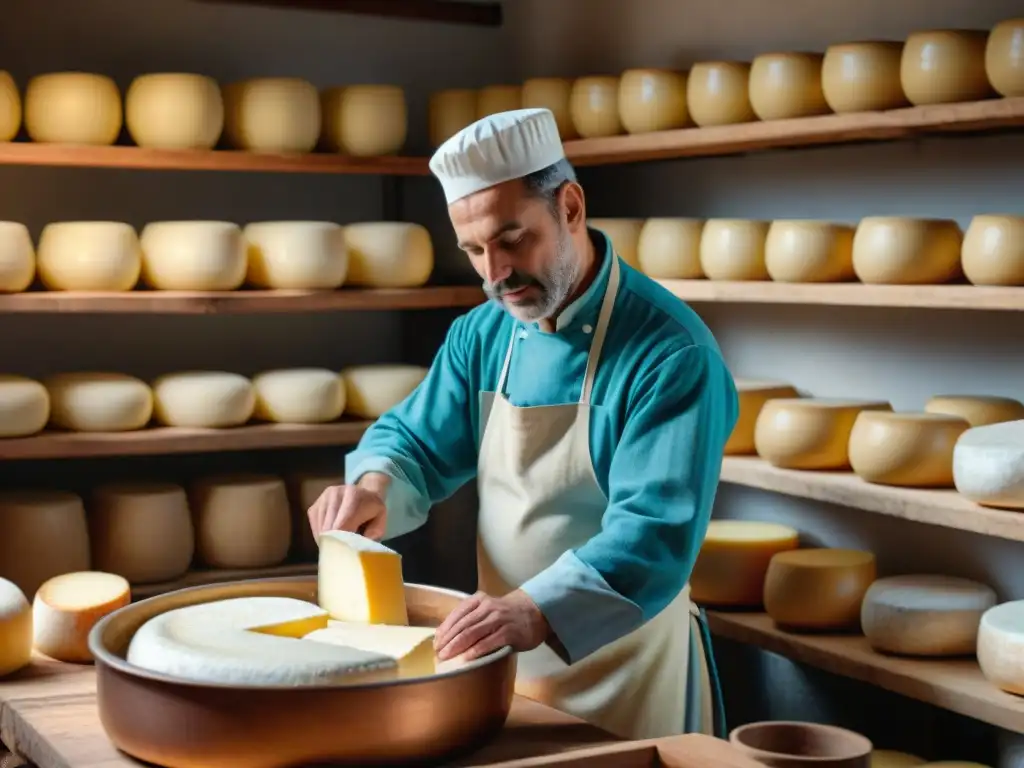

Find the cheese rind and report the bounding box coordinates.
[618,69,689,134]
[253,368,345,424]
[24,72,122,145]
[636,218,705,279]
[343,222,433,288]
[306,622,436,678]
[686,61,756,127]
[821,42,907,113]
[986,19,1024,97]
[244,221,348,290]
[140,221,246,291]
[977,600,1024,695]
[749,53,829,121]
[320,85,407,157]
[589,219,644,271]
[45,372,153,432]
[725,380,800,456]
[763,548,876,631]
[0,577,32,678]
[569,76,622,139]
[37,222,141,292]
[852,217,963,285]
[952,420,1024,510]
[961,215,1024,287]
[125,73,224,150]
[191,474,291,569]
[690,520,800,607]
[901,30,992,106]
[848,411,970,488]
[0,374,50,438]
[152,371,254,428]
[318,531,408,626]
[925,395,1024,428]
[764,220,856,283]
[223,78,320,153]
[341,365,428,419]
[32,571,131,663]
[0,221,35,293]
[700,219,770,281]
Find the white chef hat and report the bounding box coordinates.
[429,108,566,205]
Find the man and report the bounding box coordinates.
[308,108,738,741]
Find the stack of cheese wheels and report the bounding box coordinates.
[341,365,428,418]
[871,751,927,768]
[821,42,908,113]
[428,88,477,148]
[243,221,348,290]
[33,571,131,663]
[37,222,142,291]
[952,419,1024,510]
[570,76,622,138]
[476,85,522,120]
[125,73,224,150]
[223,77,320,153]
[852,218,963,284]
[636,218,705,279]
[763,548,876,631]
[0,71,20,143]
[343,222,433,288]
[617,69,689,134]
[725,380,800,455]
[764,220,856,283]
[522,77,577,139]
[925,394,1024,427]
[140,221,246,291]
[191,474,291,569]
[45,373,153,432]
[848,411,970,487]
[690,520,800,607]
[860,574,996,657]
[986,19,1024,97]
[320,85,407,156]
[0,374,50,438]
[900,30,992,106]
[700,219,770,281]
[0,577,32,678]
[961,215,1024,286]
[24,72,122,145]
[286,470,342,560]
[590,219,643,270]
[252,368,345,424]
[0,221,35,293]
[686,61,756,127]
[978,599,1024,695]
[152,371,254,428]
[748,53,829,121]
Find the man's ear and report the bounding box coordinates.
[558,182,586,233]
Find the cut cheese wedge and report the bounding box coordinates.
[848,411,970,488]
[318,531,408,626]
[253,368,345,424]
[341,365,427,419]
[871,751,926,768]
[45,372,153,432]
[925,395,1024,427]
[952,420,1024,510]
[726,379,800,455]
[977,600,1024,696]
[763,548,876,631]
[690,520,800,607]
[33,571,131,663]
[0,577,32,678]
[306,622,436,678]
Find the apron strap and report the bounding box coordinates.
[579,254,621,406]
[496,325,519,397]
[693,606,728,739]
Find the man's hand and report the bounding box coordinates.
[434,590,549,662]
[307,476,388,541]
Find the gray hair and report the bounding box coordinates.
[521,158,578,213]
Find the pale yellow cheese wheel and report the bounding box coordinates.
[0,221,35,293]
[24,72,122,146]
[618,69,688,135]
[244,221,348,290]
[900,30,992,106]
[341,365,428,418]
[821,42,908,113]
[45,373,153,432]
[589,218,643,270]
[977,600,1024,695]
[726,380,801,455]
[428,89,477,148]
[0,374,49,438]
[925,395,1024,427]
[986,19,1024,97]
[699,219,770,281]
[191,474,291,569]
[476,85,522,120]
[140,221,246,291]
[285,470,341,560]
[252,368,345,424]
[871,750,927,768]
[690,520,800,607]
[223,78,320,153]
[0,490,90,597]
[763,548,876,631]
[0,577,31,678]
[961,214,1024,286]
[754,398,893,470]
[848,411,970,487]
[152,371,254,428]
[852,217,963,284]
[765,220,856,283]
[320,85,407,156]
[636,218,704,279]
[686,61,756,127]
[569,76,622,139]
[343,222,433,288]
[32,571,131,663]
[125,73,223,150]
[748,53,830,121]
[0,71,21,143]
[521,78,577,139]
[37,221,141,291]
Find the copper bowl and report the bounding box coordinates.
[87,577,516,768]
[729,721,872,768]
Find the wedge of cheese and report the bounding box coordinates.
[318,531,408,625]
[306,621,436,678]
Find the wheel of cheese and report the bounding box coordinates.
[223,77,320,153]
[428,88,477,148]
[725,380,800,455]
[89,482,194,584]
[690,520,800,607]
[860,574,995,657]
[140,221,246,291]
[37,221,141,291]
[700,219,770,281]
[686,61,756,127]
[848,411,970,488]
[191,474,291,569]
[920,764,991,768]
[243,221,348,290]
[748,53,830,121]
[763,548,876,631]
[0,221,35,293]
[986,19,1024,97]
[569,76,622,139]
[952,419,1024,510]
[765,220,856,283]
[0,71,20,143]
[24,72,122,145]
[522,77,577,139]
[286,470,342,560]
[852,217,963,285]
[341,365,428,418]
[961,214,1024,286]
[618,69,689,134]
[125,73,223,150]
[152,371,254,428]
[871,751,926,768]
[754,398,893,470]
[925,395,1024,427]
[636,218,705,279]
[253,368,345,424]
[45,373,153,432]
[977,600,1024,695]
[342,222,433,288]
[821,42,908,113]
[589,218,643,270]
[320,85,407,156]
[476,85,522,120]
[900,30,992,106]
[0,577,31,678]
[32,571,130,663]
[0,375,49,438]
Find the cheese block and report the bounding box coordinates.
[152,371,254,428]
[0,374,49,438]
[755,398,893,470]
[686,61,756,127]
[901,30,992,106]
[690,520,800,607]
[191,474,291,569]
[700,219,770,281]
[32,571,130,663]
[318,531,408,625]
[476,85,522,120]
[848,411,970,488]
[925,395,1024,427]
[636,218,705,279]
[852,217,963,284]
[341,364,428,418]
[125,73,223,150]
[821,42,908,113]
[320,85,407,156]
[428,89,477,148]
[0,221,35,293]
[37,221,141,291]
[569,76,622,139]
[90,482,194,584]
[0,577,32,678]
[0,71,20,143]
[140,221,246,291]
[45,373,153,432]
[748,53,830,121]
[871,751,926,768]
[343,222,433,288]
[24,72,122,145]
[521,77,577,139]
[765,220,856,283]
[126,596,398,686]
[286,471,342,560]
[253,368,345,424]
[977,600,1024,695]
[952,420,1024,510]
[0,490,90,597]
[726,380,801,455]
[986,19,1024,97]
[618,69,689,134]
[920,764,991,768]
[243,221,348,290]
[306,622,436,677]
[763,548,876,631]
[961,214,1024,286]
[223,78,320,153]
[589,218,643,270]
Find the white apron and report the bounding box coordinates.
[475,255,722,741]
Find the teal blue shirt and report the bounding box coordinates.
[346,228,738,664]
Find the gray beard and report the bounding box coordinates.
[484,228,580,323]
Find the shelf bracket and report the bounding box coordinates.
[194,0,503,26]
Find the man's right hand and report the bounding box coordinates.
[307,479,388,542]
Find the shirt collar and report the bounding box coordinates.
[546,226,613,332]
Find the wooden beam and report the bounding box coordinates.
[195,0,503,26]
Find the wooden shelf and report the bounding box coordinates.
[132,563,317,600]
[196,0,503,26]
[707,611,1024,734]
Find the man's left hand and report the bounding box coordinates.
[434,589,549,662]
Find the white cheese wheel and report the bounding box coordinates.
[925,395,1024,427]
[253,368,345,424]
[986,19,1024,97]
[0,221,34,293]
[821,42,908,114]
[343,222,433,288]
[191,474,291,569]
[618,69,689,134]
[140,221,246,291]
[286,471,341,560]
[977,600,1024,695]
[0,490,90,597]
[45,373,153,432]
[152,371,254,428]
[748,53,830,121]
[243,221,348,290]
[725,380,800,455]
[89,482,194,584]
[589,218,643,270]
[961,214,1024,286]
[37,221,141,292]
[32,571,130,663]
[952,420,1024,510]
[223,78,320,153]
[320,85,407,156]
[318,531,408,625]
[852,217,963,285]
[871,751,927,768]
[569,76,622,139]
[700,219,770,281]
[765,220,856,283]
[636,218,705,279]
[901,30,992,106]
[428,89,477,148]
[690,520,800,607]
[763,548,876,631]
[476,85,521,120]
[848,411,970,488]
[0,71,20,143]
[0,374,49,438]
[24,72,122,145]
[341,365,428,419]
[686,61,756,127]
[125,73,223,150]
[0,577,31,678]
[306,622,436,678]
[521,78,577,139]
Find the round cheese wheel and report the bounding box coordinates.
[848,411,970,488]
[320,85,407,157]
[140,221,246,291]
[821,42,908,114]
[748,53,830,121]
[0,490,90,597]
[191,474,291,569]
[343,222,433,288]
[986,19,1024,97]
[476,85,522,120]
[90,482,194,584]
[428,88,477,148]
[726,380,800,455]
[243,221,348,290]
[925,395,1024,427]
[223,78,320,153]
[24,72,122,145]
[861,574,996,657]
[253,368,345,424]
[871,751,927,768]
[852,217,963,285]
[0,71,20,143]
[45,373,153,432]
[0,577,31,678]
[700,219,770,281]
[636,218,705,279]
[125,73,223,150]
[0,221,35,293]
[765,220,856,283]
[589,218,643,270]
[618,69,689,134]
[900,30,992,106]
[152,371,254,428]
[341,364,428,418]
[686,61,756,127]
[977,600,1024,695]
[0,374,49,438]
[921,764,991,768]
[961,214,1024,286]
[522,77,577,139]
[37,221,141,291]
[569,76,622,139]
[286,470,342,560]
[690,520,800,607]
[952,419,1024,510]
[32,571,130,663]
[754,398,893,470]
[763,548,876,631]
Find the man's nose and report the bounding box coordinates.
[483,249,513,285]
